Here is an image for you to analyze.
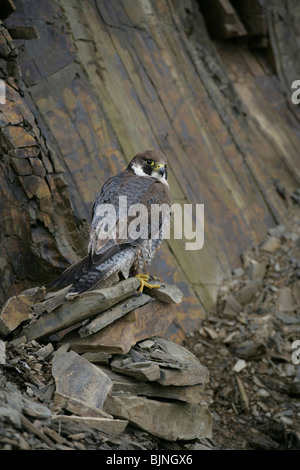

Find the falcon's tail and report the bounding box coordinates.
[48,255,116,297]
[65,264,112,297]
[48,255,92,290]
[49,247,136,297]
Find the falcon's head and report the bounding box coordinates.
[128,150,168,184]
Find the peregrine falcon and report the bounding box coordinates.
[49,150,171,298]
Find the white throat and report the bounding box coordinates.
[131,163,169,186]
[131,163,147,177]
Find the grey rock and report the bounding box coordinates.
[245,259,267,279]
[53,391,113,419]
[111,359,161,382]
[52,350,113,410]
[229,340,266,359]
[292,281,300,307]
[138,339,155,349]
[235,279,263,305]
[104,395,213,441]
[283,232,299,242]
[260,236,281,253]
[278,287,296,312]
[82,351,112,364]
[232,267,244,277]
[98,365,205,404]
[35,343,54,359]
[268,225,286,238]
[275,311,300,324]
[0,406,21,427]
[22,399,52,420]
[223,294,243,317]
[51,415,128,435]
[0,340,6,364]
[0,377,52,428]
[135,337,210,386]
[144,283,184,304]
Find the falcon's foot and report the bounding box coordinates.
[65,291,79,300]
[136,273,161,293]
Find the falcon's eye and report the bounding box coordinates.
[146,159,154,165]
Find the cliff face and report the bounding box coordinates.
[1,0,300,340]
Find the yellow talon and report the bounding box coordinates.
[136,273,161,293]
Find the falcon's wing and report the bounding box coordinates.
[89,175,171,262]
[48,173,170,289]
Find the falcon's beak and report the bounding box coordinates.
[154,163,166,177]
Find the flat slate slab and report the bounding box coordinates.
[64,301,176,354]
[97,365,205,405]
[21,278,142,342]
[16,279,183,344]
[52,350,112,410]
[78,293,153,338]
[103,395,213,441]
[51,415,128,435]
[54,391,113,419]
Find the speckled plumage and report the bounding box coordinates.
[49,150,171,297]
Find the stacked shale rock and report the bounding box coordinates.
[0,276,212,442]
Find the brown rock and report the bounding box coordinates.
[0,294,33,336]
[65,301,176,354]
[78,293,153,338]
[2,125,36,148]
[11,157,33,176]
[0,0,16,19]
[22,175,51,199]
